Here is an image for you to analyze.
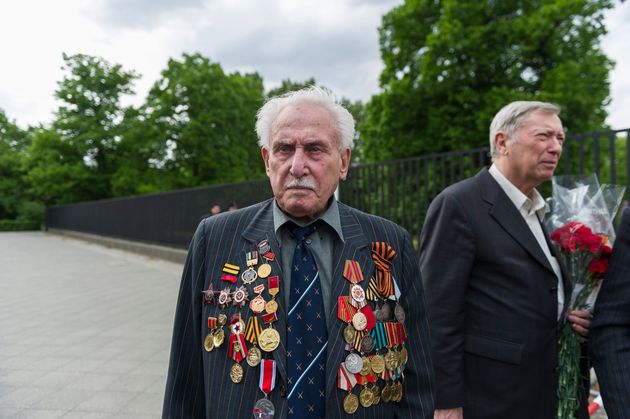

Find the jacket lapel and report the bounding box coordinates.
[325,203,372,400]
[478,169,556,275]
[241,200,289,385]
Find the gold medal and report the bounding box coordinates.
[400,345,408,365]
[265,299,278,314]
[247,346,262,367]
[343,323,356,344]
[360,356,371,376]
[257,263,272,278]
[213,328,225,348]
[250,295,266,314]
[394,381,403,402]
[381,383,392,403]
[258,328,280,352]
[371,354,385,374]
[343,392,359,414]
[371,384,381,405]
[241,267,258,284]
[204,333,215,352]
[230,363,244,383]
[359,385,374,408]
[385,350,397,371]
[352,312,367,331]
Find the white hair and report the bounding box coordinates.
[255,86,355,151]
[489,101,561,161]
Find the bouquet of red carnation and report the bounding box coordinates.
[545,175,625,419]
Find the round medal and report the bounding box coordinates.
[230,363,244,383]
[233,288,248,307]
[381,383,392,403]
[360,356,371,376]
[380,302,392,320]
[352,312,367,331]
[394,303,406,324]
[371,384,381,405]
[343,392,359,414]
[344,352,363,374]
[241,268,258,284]
[350,284,365,304]
[204,333,215,352]
[371,354,385,374]
[394,381,403,402]
[218,290,231,307]
[373,307,384,322]
[385,350,397,371]
[247,346,262,367]
[213,328,225,347]
[218,314,227,325]
[253,397,275,419]
[250,295,266,314]
[257,263,272,278]
[359,385,374,408]
[265,299,278,314]
[400,345,408,365]
[258,328,280,352]
[360,334,375,353]
[343,323,356,345]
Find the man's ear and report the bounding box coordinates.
[495,132,509,157]
[261,147,271,176]
[339,148,351,181]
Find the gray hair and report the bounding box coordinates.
[489,101,561,161]
[255,86,355,151]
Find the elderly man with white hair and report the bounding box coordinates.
[163,87,435,418]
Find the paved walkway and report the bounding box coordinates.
[0,232,183,419]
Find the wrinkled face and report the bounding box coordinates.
[262,102,351,222]
[495,110,564,194]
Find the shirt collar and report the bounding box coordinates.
[488,164,546,219]
[272,197,344,242]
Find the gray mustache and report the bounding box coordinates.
[286,178,317,189]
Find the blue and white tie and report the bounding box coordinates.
[287,223,327,418]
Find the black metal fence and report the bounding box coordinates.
[46,129,629,252]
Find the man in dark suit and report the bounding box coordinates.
[163,87,435,418]
[590,208,630,418]
[419,101,591,419]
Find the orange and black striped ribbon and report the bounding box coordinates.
[245,315,262,345]
[370,242,396,298]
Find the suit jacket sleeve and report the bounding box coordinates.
[397,230,436,418]
[590,209,630,419]
[162,222,207,419]
[419,190,475,409]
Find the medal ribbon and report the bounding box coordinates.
[337,296,356,322]
[263,251,276,261]
[228,332,248,362]
[267,276,279,296]
[370,242,396,298]
[246,251,258,266]
[259,359,276,396]
[262,312,278,325]
[221,274,237,283]
[223,263,240,275]
[359,305,376,331]
[385,322,395,348]
[337,363,357,391]
[353,330,365,352]
[245,316,262,345]
[207,317,217,330]
[253,284,265,294]
[343,260,364,284]
[397,322,407,343]
[366,278,381,301]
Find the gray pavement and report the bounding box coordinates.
[0,232,183,419]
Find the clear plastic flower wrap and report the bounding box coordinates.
[544,174,625,419]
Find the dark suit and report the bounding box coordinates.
[419,168,575,419]
[590,208,630,419]
[163,198,435,418]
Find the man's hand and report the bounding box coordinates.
[567,309,592,337]
[434,408,463,419]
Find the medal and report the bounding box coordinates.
[233,286,249,308]
[360,334,375,353]
[370,354,385,374]
[337,362,357,391]
[380,302,392,320]
[359,385,374,408]
[213,314,227,348]
[343,323,356,345]
[230,362,244,383]
[400,345,408,365]
[247,346,262,367]
[343,392,359,414]
[204,333,215,352]
[253,398,275,419]
[259,312,280,352]
[218,288,232,309]
[381,382,392,403]
[352,312,367,331]
[265,299,278,314]
[360,356,372,376]
[241,267,258,284]
[344,352,363,374]
[351,284,366,304]
[385,349,398,371]
[394,303,405,324]
[257,240,271,255]
[201,285,215,305]
[266,276,279,314]
[371,384,381,405]
[257,263,272,278]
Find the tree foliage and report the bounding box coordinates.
[0,109,29,219]
[361,0,615,161]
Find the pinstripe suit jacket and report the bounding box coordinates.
[162,198,435,418]
[590,208,630,419]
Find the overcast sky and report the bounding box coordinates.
[1,0,628,130]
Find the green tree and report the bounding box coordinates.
[361,0,615,161]
[0,109,29,219]
[267,78,317,97]
[40,53,140,202]
[128,53,266,192]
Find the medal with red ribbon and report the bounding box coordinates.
[337,362,357,391]
[228,315,248,363]
[337,296,357,322]
[258,359,276,396]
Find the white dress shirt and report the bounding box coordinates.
[489,165,564,320]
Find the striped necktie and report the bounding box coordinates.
[287,222,327,418]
